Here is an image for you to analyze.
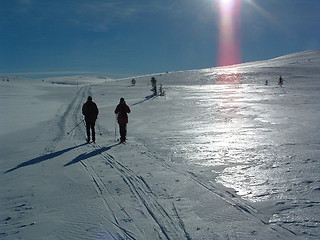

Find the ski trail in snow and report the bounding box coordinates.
[72,140,191,239]
[93,143,186,240]
[172,203,192,240]
[55,86,89,142]
[76,149,140,240]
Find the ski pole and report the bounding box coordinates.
[97,120,102,136]
[115,115,117,141]
[67,119,84,134]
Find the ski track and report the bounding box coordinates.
[73,141,190,239]
[55,86,89,142]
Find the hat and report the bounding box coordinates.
[88,96,92,101]
[120,97,125,103]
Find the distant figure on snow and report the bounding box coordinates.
[82,96,99,143]
[278,76,284,87]
[114,98,131,143]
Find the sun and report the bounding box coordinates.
[217,0,237,15]
[219,0,234,9]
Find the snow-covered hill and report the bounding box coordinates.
[120,49,320,86]
[1,50,320,239]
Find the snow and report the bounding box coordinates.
[1,49,320,239]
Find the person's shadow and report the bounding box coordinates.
[5,143,88,173]
[132,93,157,106]
[64,143,119,167]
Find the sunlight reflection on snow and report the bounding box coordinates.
[165,80,298,203]
[139,63,320,235]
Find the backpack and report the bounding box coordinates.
[118,104,128,119]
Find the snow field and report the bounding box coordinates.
[1,50,320,239]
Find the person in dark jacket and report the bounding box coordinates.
[82,96,99,143]
[114,97,131,143]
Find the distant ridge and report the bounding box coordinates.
[122,49,320,86]
[2,49,319,85]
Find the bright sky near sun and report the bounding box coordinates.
[1,0,319,78]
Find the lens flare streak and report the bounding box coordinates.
[217,0,242,68]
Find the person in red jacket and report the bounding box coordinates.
[114,97,131,143]
[82,96,99,143]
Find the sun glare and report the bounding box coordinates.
[215,0,242,83]
[216,0,242,67]
[219,0,234,9]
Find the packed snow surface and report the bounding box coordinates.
[1,50,320,239]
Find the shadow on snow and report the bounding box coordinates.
[132,93,157,106]
[5,143,87,173]
[64,143,119,167]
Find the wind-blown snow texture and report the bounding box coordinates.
[1,50,320,239]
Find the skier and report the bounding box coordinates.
[82,96,99,143]
[114,97,131,143]
[278,76,284,87]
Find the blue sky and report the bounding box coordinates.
[1,0,319,78]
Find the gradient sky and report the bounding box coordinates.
[1,0,319,78]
